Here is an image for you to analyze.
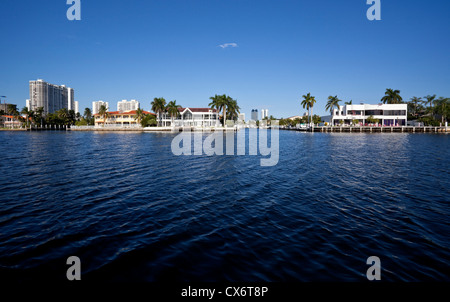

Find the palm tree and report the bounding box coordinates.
[21,107,33,128]
[98,104,109,127]
[151,97,167,127]
[381,88,403,104]
[84,107,92,124]
[166,100,182,126]
[220,94,229,127]
[57,108,70,126]
[325,95,341,126]
[133,108,146,126]
[434,97,449,124]
[423,94,436,112]
[68,109,76,126]
[6,104,18,116]
[208,95,221,126]
[301,93,316,126]
[34,107,44,128]
[408,97,422,118]
[345,100,353,105]
[209,94,233,127]
[226,97,240,122]
[301,93,311,120]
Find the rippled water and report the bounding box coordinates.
[0,130,449,281]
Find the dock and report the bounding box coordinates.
[69,126,240,132]
[297,126,450,133]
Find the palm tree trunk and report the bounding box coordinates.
[308,107,311,126]
[216,108,218,126]
[223,107,226,127]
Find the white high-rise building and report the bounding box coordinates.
[117,99,140,112]
[261,109,268,119]
[92,100,109,115]
[29,79,74,114]
[74,101,79,114]
[26,99,31,111]
[67,88,75,111]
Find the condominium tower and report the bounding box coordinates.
[117,99,140,112]
[261,109,269,119]
[29,79,74,114]
[92,101,109,115]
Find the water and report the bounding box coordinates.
[0,130,449,282]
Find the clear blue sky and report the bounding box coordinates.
[1,0,449,118]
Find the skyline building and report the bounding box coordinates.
[251,109,258,121]
[117,99,140,112]
[29,79,74,115]
[67,89,75,112]
[261,109,268,119]
[92,100,109,115]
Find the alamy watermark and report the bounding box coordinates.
[66,256,81,280]
[367,0,381,21]
[366,256,381,280]
[66,0,81,21]
[66,1,380,22]
[170,121,279,167]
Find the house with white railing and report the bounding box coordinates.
[159,107,220,127]
[323,103,408,126]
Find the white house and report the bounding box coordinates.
[324,103,408,126]
[160,107,220,127]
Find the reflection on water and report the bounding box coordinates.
[0,130,448,281]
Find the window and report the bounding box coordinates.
[383,110,406,116]
[365,110,383,116]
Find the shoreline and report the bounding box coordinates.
[1,126,448,133]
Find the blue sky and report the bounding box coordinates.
[1,0,449,118]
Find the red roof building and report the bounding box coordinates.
[94,110,155,126]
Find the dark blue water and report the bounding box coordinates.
[0,130,449,282]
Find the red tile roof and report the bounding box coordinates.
[1,115,21,120]
[94,110,155,116]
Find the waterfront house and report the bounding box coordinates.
[94,110,155,126]
[323,103,408,126]
[0,115,22,128]
[160,107,220,127]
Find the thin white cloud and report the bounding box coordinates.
[218,43,238,49]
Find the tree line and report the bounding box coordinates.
[0,104,83,128]
[298,89,449,127]
[94,94,240,127]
